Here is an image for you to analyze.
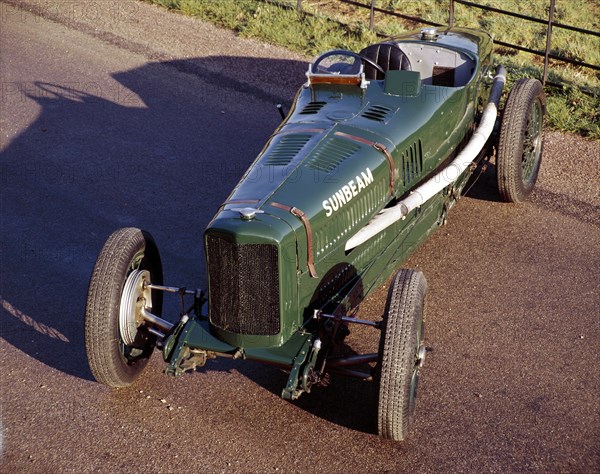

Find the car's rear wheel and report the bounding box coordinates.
[85,227,163,388]
[377,269,427,441]
[496,78,545,203]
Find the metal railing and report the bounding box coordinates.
[292,0,600,85]
[449,0,600,84]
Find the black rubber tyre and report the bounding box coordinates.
[85,227,163,388]
[497,78,545,203]
[377,269,427,441]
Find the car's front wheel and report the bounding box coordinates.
[85,227,163,388]
[376,269,427,441]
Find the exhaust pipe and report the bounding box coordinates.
[345,65,506,251]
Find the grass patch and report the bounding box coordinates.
[145,0,379,53]
[143,0,599,138]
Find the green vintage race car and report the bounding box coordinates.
[85,27,545,441]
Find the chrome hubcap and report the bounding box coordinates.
[119,269,152,346]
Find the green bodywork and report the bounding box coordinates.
[164,28,495,385]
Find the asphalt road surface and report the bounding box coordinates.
[1,1,599,472]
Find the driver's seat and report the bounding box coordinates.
[359,43,411,80]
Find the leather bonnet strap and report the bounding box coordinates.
[270,202,318,279]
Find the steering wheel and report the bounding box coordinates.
[358,55,386,78]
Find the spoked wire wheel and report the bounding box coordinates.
[497,78,545,203]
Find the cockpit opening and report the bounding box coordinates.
[307,39,476,89]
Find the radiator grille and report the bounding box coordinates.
[206,236,280,336]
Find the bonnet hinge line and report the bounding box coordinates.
[219,199,261,208]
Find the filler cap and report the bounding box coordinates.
[230,207,264,220]
[421,27,438,41]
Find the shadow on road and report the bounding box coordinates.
[0,55,305,381]
[463,161,502,202]
[1,50,379,435]
[191,355,380,435]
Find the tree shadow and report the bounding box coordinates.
[0,55,307,380]
[531,187,600,228]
